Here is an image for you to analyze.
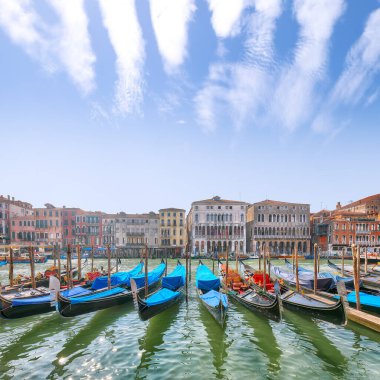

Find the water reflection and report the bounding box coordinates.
[283,310,347,378]
[0,313,77,375]
[48,303,134,379]
[135,304,180,378]
[199,304,230,379]
[236,303,282,377]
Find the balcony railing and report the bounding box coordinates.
[193,234,244,239]
[252,234,311,240]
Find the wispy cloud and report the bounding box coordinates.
[48,0,96,95]
[99,0,145,114]
[313,7,380,133]
[0,0,52,70]
[271,0,345,132]
[207,0,247,38]
[149,0,196,73]
[195,0,282,132]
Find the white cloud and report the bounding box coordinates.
[207,0,247,38]
[331,8,380,106]
[149,0,196,73]
[48,0,96,95]
[0,0,52,70]
[271,0,345,131]
[312,7,380,133]
[99,0,145,114]
[195,0,283,132]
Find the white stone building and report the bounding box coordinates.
[187,196,248,256]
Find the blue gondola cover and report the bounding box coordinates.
[70,287,125,304]
[145,288,180,306]
[346,291,380,309]
[132,263,166,289]
[162,264,185,290]
[91,262,143,290]
[196,265,220,291]
[200,289,228,308]
[12,286,92,306]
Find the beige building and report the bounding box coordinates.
[159,208,186,255]
[246,200,311,255]
[187,196,248,256]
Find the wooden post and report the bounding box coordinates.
[77,244,81,280]
[165,249,168,276]
[357,244,361,278]
[295,246,300,292]
[225,237,229,288]
[67,244,73,289]
[263,243,267,291]
[212,256,215,274]
[341,247,345,276]
[258,243,262,272]
[91,245,94,273]
[144,244,148,297]
[189,249,192,281]
[364,246,368,274]
[116,247,119,273]
[292,245,295,274]
[53,244,57,267]
[57,245,61,282]
[185,245,189,303]
[313,243,318,294]
[107,244,111,290]
[9,247,14,287]
[352,244,361,311]
[29,245,36,289]
[236,242,239,272]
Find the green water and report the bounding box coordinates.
[0,259,379,379]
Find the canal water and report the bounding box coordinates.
[0,259,379,379]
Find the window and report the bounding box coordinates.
[195,214,199,223]
[241,214,244,222]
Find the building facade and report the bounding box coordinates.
[246,200,311,255]
[312,194,380,254]
[187,196,248,256]
[34,204,63,246]
[159,208,186,255]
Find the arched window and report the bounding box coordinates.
[269,215,272,222]
[277,215,280,222]
[254,227,257,235]
[258,214,261,222]
[285,215,287,222]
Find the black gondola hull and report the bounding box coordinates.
[0,298,54,319]
[137,290,184,321]
[197,290,227,327]
[58,280,161,317]
[228,291,281,321]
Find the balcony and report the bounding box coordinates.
[253,234,311,240]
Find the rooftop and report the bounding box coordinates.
[192,196,248,206]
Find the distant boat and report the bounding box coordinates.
[5,254,48,264]
[196,261,228,327]
[133,261,186,321]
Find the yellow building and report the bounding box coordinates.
[159,208,186,255]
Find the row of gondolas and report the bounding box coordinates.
[0,256,379,327]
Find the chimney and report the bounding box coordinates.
[336,202,341,210]
[7,195,10,200]
[12,197,14,201]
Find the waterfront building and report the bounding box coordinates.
[187,196,248,256]
[312,194,380,254]
[246,200,311,255]
[102,213,117,246]
[34,204,63,247]
[159,208,186,256]
[75,210,102,246]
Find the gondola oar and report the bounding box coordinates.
[341,247,345,277]
[295,246,300,292]
[186,245,189,303]
[91,245,94,273]
[263,242,267,291]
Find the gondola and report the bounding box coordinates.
[285,258,356,291]
[1,262,143,319]
[196,261,228,327]
[337,291,380,315]
[272,265,333,291]
[219,262,281,321]
[133,261,186,321]
[0,260,6,266]
[327,260,380,291]
[241,262,346,324]
[57,262,165,317]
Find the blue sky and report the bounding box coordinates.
[0,0,379,214]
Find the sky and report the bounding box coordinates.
[0,0,380,214]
